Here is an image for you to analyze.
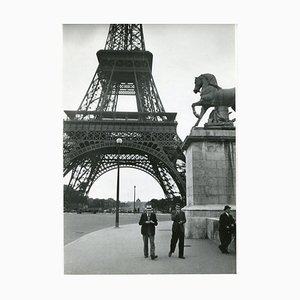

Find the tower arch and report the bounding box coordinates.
[64,24,186,203]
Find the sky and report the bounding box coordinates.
[63,24,236,202]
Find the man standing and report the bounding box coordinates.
[168,203,186,259]
[218,205,236,254]
[138,204,158,260]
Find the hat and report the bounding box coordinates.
[224,205,231,210]
[146,204,152,210]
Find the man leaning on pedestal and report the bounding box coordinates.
[218,205,236,254]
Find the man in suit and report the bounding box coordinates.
[168,203,186,259]
[138,204,158,260]
[218,205,236,254]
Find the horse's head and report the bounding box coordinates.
[194,73,219,94]
[193,76,203,94]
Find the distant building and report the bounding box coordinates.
[135,198,146,212]
[122,199,146,213]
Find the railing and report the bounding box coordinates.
[64,110,177,123]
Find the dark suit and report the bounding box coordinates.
[139,212,158,257]
[169,210,186,257]
[219,212,235,253]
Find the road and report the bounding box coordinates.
[64,212,171,245]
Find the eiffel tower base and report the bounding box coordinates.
[182,127,236,239]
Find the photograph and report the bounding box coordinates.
[2,1,299,299]
[63,24,236,274]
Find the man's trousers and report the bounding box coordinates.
[170,230,184,257]
[143,234,155,257]
[219,231,232,252]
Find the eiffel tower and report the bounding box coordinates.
[64,24,186,202]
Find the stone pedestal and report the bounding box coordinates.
[182,127,236,239]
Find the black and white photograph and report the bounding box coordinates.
[63,24,236,274]
[1,1,299,300]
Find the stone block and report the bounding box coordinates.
[206,218,219,240]
[207,177,218,186]
[206,168,218,178]
[185,217,207,239]
[216,160,226,169]
[218,195,231,204]
[205,151,225,161]
[204,185,218,196]
[191,194,201,205]
[192,151,206,161]
[206,195,219,204]
[217,177,227,186]
[186,186,193,195]
[205,142,223,152]
[193,167,206,178]
[204,160,217,169]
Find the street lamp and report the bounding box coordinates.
[133,185,136,214]
[115,138,123,228]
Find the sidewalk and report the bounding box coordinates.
[64,221,236,274]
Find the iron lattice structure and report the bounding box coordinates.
[64,24,186,201]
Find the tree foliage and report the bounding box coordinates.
[64,184,184,213]
[64,185,118,212]
[149,196,183,213]
[64,185,89,211]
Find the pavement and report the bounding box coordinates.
[64,220,236,274]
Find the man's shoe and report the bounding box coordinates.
[144,255,148,258]
[151,255,158,260]
[179,256,185,259]
[218,245,225,253]
[168,252,172,257]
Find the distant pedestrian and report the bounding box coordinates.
[138,204,158,260]
[218,205,236,254]
[168,203,186,259]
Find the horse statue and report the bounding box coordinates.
[191,73,235,127]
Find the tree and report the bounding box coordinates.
[64,185,88,211]
[64,185,128,212]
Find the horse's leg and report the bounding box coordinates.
[191,101,201,117]
[192,99,202,118]
[193,118,200,127]
[193,106,209,127]
[197,106,208,122]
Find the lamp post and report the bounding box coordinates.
[133,185,136,214]
[115,138,123,228]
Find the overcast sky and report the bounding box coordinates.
[63,24,236,201]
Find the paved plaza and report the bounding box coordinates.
[64,220,236,274]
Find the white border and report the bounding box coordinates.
[1,1,299,300]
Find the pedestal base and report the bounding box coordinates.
[183,204,236,239]
[182,127,236,239]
